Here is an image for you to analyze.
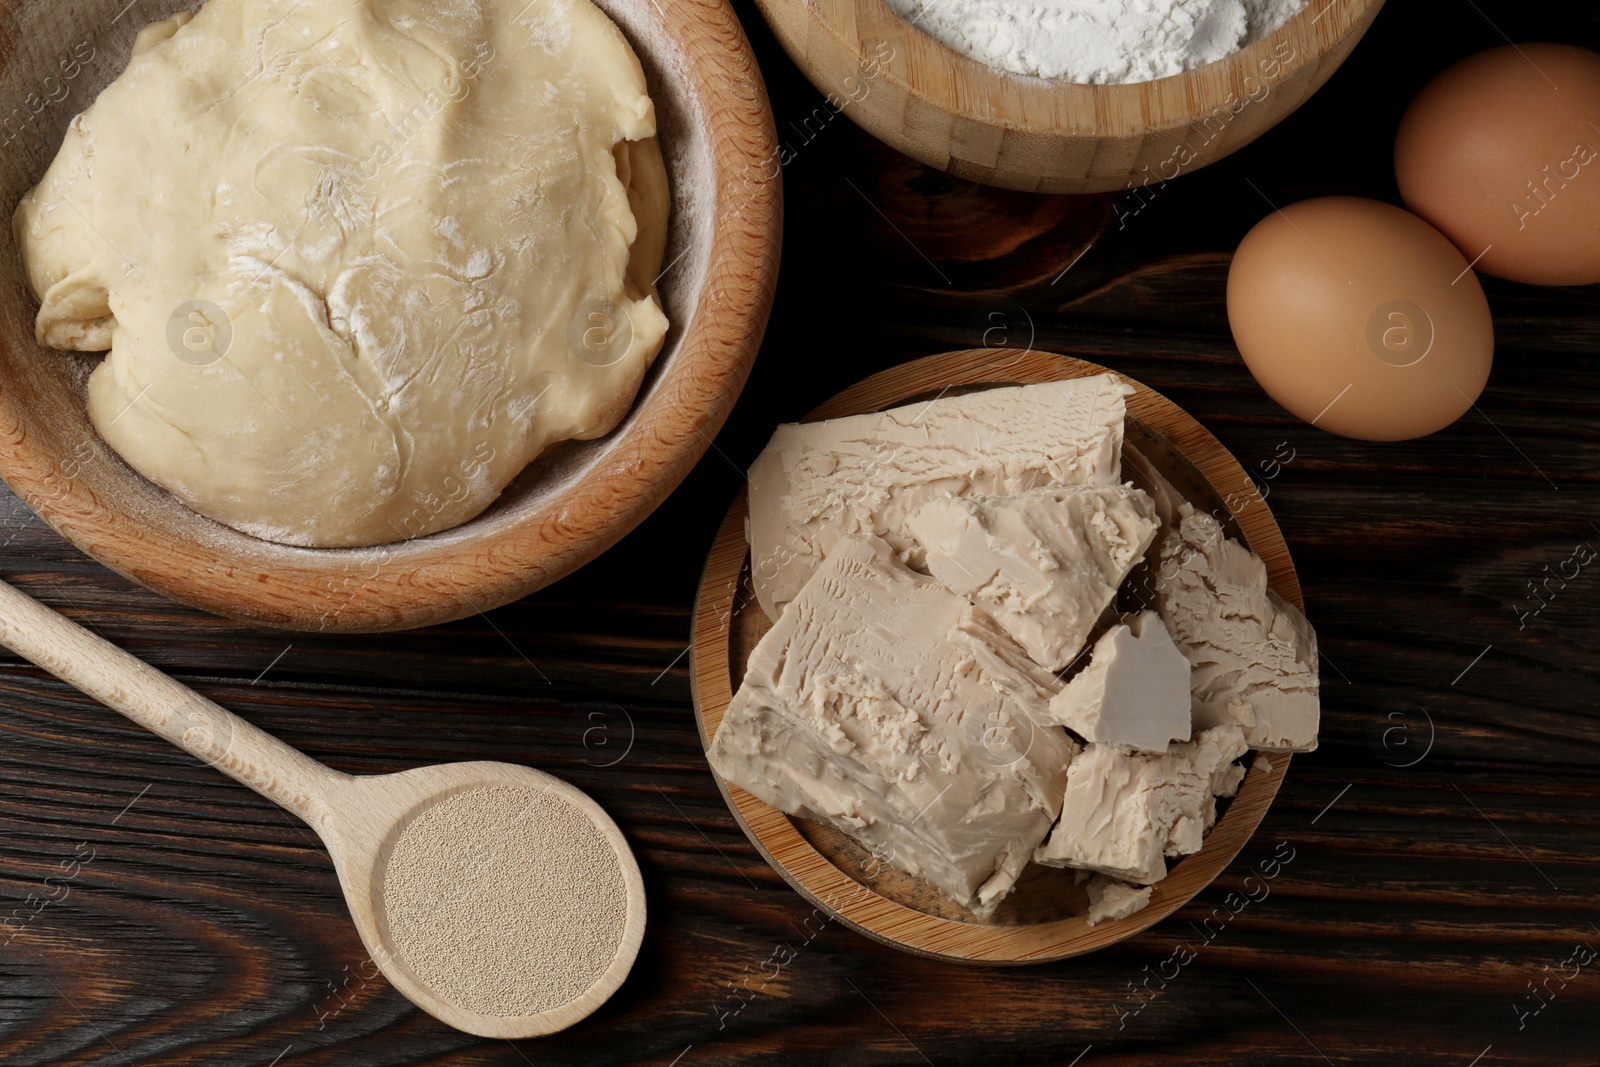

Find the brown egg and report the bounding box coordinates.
[1227,197,1494,442]
[1396,43,1600,286]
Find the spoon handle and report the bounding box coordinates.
[0,577,344,825]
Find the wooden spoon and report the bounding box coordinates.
[0,578,645,1039]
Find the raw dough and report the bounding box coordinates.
[15,0,670,547]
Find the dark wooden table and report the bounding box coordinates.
[2,1,1597,1064]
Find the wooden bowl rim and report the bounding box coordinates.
[756,0,1386,137]
[0,0,782,634]
[690,348,1300,964]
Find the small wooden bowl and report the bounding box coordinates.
[0,0,780,632]
[751,0,1386,193]
[691,349,1301,962]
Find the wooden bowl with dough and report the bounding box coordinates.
[692,349,1304,962]
[0,0,781,632]
[751,0,1385,193]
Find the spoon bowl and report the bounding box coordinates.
[326,763,647,1039]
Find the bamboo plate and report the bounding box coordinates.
[690,349,1301,963]
[750,0,1385,194]
[0,0,780,633]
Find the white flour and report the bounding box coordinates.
[885,0,1308,84]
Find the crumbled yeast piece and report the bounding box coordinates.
[706,536,1078,920]
[1034,724,1249,885]
[1085,875,1153,926]
[906,486,1159,671]
[1152,504,1321,752]
[1046,610,1191,751]
[746,374,1132,621]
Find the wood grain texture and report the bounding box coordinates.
[690,350,1299,962]
[750,0,1385,192]
[0,0,1596,1063]
[0,0,782,634]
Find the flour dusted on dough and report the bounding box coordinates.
[16,0,669,547]
[884,0,1307,84]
